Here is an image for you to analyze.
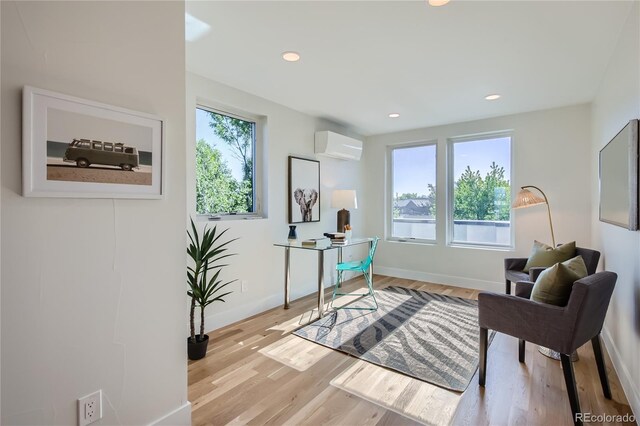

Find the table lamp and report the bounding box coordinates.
[512,185,556,247]
[331,189,357,232]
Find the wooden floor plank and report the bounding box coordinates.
[188,275,633,425]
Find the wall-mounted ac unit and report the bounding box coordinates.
[314,131,363,161]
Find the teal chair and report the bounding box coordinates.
[331,237,380,311]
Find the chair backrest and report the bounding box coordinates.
[564,271,617,353]
[575,247,600,275]
[361,237,380,269]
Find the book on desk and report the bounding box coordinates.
[301,238,328,247]
[323,232,347,245]
[301,237,349,247]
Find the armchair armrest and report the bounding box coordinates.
[478,292,568,351]
[529,267,546,281]
[515,281,534,299]
[504,257,527,271]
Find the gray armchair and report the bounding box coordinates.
[478,271,617,426]
[504,247,600,294]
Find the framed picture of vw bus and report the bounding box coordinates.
[22,86,164,198]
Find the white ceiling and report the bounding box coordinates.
[186,1,634,136]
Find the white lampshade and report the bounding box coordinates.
[331,190,358,209]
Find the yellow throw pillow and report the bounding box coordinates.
[530,256,588,306]
[523,240,576,272]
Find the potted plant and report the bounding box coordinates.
[187,218,237,360]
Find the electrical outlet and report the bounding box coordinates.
[241,280,248,293]
[78,390,102,426]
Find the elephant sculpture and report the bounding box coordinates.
[294,188,319,222]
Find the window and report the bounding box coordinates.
[388,142,437,242]
[448,133,512,247]
[195,106,257,216]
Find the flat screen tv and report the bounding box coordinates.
[599,119,639,230]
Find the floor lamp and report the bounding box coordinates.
[512,185,576,361]
[512,185,556,247]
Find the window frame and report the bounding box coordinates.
[195,102,264,219]
[446,131,514,249]
[386,140,438,244]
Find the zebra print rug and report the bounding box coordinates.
[293,286,492,392]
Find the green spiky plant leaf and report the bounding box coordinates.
[187,218,238,342]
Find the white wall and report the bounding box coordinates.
[0,3,3,420]
[590,1,640,417]
[186,72,366,332]
[363,104,592,290]
[1,2,189,425]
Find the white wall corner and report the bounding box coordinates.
[375,267,502,292]
[602,327,640,419]
[149,402,192,426]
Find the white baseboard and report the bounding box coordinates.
[202,272,361,334]
[203,267,500,334]
[601,327,640,419]
[149,401,191,426]
[375,266,502,292]
[204,293,283,333]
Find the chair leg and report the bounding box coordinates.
[363,270,378,310]
[505,279,511,295]
[332,269,378,311]
[560,353,582,425]
[591,334,612,399]
[519,339,525,363]
[479,327,488,386]
[331,270,342,308]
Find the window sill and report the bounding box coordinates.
[447,242,514,252]
[386,238,436,246]
[195,214,266,222]
[385,238,516,252]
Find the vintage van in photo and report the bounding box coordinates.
[63,138,139,171]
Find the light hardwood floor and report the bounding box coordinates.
[188,275,633,425]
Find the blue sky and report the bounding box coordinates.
[195,108,245,181]
[453,136,511,181]
[393,145,436,197]
[394,136,511,196]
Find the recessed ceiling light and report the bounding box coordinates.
[389,113,400,118]
[485,94,501,101]
[428,0,450,6]
[282,51,300,62]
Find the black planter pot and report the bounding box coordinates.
[187,334,209,360]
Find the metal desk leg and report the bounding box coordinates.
[284,246,291,309]
[368,240,374,286]
[318,250,325,318]
[337,247,343,288]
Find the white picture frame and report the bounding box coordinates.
[23,86,164,198]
